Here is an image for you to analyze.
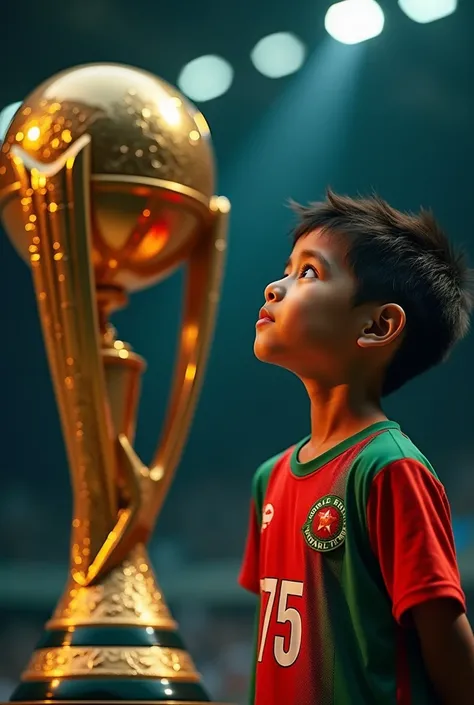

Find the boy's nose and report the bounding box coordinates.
[265,281,285,302]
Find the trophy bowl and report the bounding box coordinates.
[0,62,218,296]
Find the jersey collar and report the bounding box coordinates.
[290,420,401,477]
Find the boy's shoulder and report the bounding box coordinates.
[348,428,441,515]
[353,425,437,481]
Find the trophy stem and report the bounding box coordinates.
[96,285,128,335]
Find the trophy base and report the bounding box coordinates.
[5,548,233,705]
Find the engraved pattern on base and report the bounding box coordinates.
[22,646,198,681]
[47,544,176,629]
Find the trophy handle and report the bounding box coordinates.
[149,198,229,511]
[83,199,229,582]
[98,197,230,568]
[8,139,125,585]
[8,136,229,579]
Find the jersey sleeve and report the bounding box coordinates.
[239,497,261,595]
[366,458,466,624]
[239,452,283,595]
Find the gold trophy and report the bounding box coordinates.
[0,63,230,705]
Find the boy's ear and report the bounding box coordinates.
[357,303,406,348]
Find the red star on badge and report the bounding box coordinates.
[317,509,337,534]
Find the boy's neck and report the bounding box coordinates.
[299,379,387,463]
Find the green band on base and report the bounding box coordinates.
[36,627,185,650]
[10,679,211,702]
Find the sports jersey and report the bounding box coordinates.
[239,421,465,705]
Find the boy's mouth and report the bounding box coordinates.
[257,307,275,326]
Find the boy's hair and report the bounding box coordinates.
[291,189,473,396]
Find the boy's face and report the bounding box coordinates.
[254,228,377,382]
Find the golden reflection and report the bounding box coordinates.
[27,125,40,141]
[185,363,197,382]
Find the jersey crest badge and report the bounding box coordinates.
[302,494,346,552]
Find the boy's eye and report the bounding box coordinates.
[281,264,319,279]
[299,264,318,279]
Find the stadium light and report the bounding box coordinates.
[398,0,457,24]
[177,55,234,103]
[0,101,22,144]
[325,0,385,45]
[251,32,306,79]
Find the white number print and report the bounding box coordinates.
[258,578,304,667]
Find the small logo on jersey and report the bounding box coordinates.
[261,503,274,532]
[302,494,346,552]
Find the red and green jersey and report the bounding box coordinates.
[239,421,465,705]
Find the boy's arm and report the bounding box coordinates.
[239,494,261,705]
[412,598,474,705]
[239,452,282,704]
[367,458,474,703]
[239,453,281,595]
[239,496,261,595]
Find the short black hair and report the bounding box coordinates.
[291,189,473,395]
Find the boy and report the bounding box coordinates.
[239,190,474,704]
